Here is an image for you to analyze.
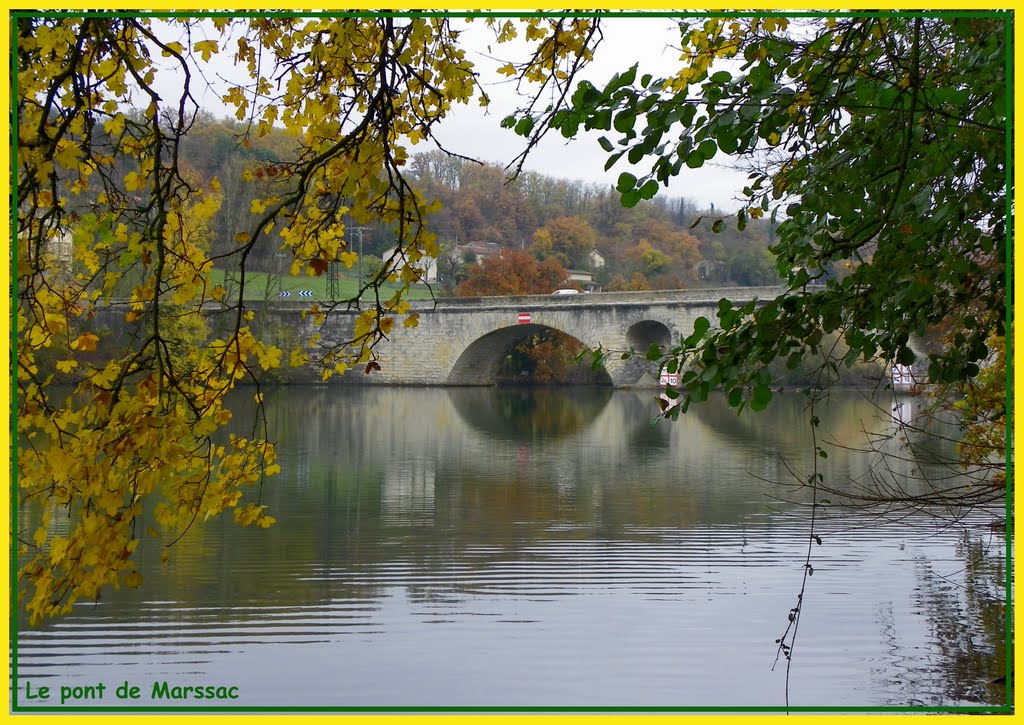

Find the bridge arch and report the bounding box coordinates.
[446,323,612,386]
[626,319,673,352]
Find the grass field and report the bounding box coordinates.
[208,266,438,303]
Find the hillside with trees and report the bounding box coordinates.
[405,148,778,294]
[62,113,780,296]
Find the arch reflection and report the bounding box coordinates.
[447,386,613,441]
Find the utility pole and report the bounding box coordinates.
[355,226,366,282]
[327,259,340,301]
[328,225,367,301]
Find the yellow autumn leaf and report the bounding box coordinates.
[48,536,69,565]
[71,332,100,351]
[123,171,141,192]
[161,40,185,57]
[193,39,218,61]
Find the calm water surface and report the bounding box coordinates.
[16,387,1007,709]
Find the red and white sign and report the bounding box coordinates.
[659,371,679,387]
[518,312,531,324]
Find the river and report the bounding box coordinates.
[14,386,1008,711]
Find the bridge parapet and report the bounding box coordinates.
[254,285,786,315]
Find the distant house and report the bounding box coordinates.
[695,259,728,281]
[46,228,73,266]
[455,241,504,263]
[384,249,438,283]
[566,269,601,293]
[18,213,73,269]
[587,249,606,269]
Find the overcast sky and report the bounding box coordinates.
[430,16,750,212]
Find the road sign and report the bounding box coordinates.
[659,371,679,386]
[518,312,531,324]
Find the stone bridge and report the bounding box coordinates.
[261,286,787,388]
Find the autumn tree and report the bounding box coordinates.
[14,13,602,622]
[457,249,569,297]
[531,215,599,268]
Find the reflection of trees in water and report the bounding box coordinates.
[497,328,612,385]
[905,530,1008,706]
[448,386,612,440]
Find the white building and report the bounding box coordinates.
[384,249,438,283]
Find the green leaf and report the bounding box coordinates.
[598,136,614,152]
[718,131,738,154]
[646,343,662,361]
[619,64,638,88]
[616,171,637,193]
[613,110,636,133]
[621,189,641,208]
[638,178,659,199]
[591,108,612,131]
[514,116,534,136]
[750,384,772,412]
[680,104,697,127]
